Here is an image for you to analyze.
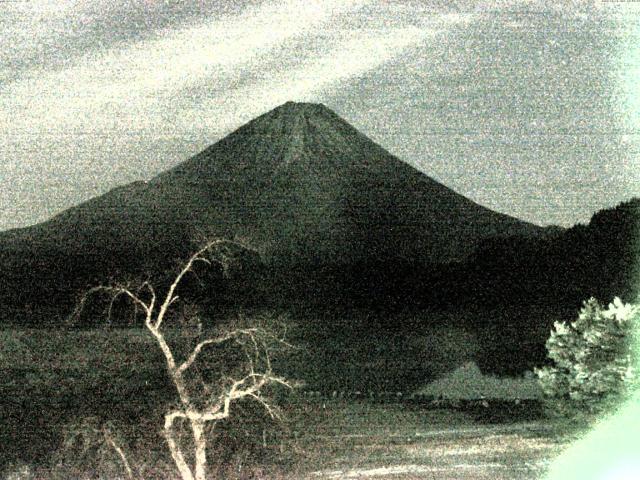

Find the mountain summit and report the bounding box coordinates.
[0,102,544,318]
[152,100,542,265]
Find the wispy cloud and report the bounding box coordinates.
[2,0,371,134]
[1,0,631,231]
[178,17,474,134]
[3,0,458,229]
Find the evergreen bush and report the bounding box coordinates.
[535,297,638,418]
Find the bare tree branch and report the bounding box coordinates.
[164,413,195,480]
[103,427,136,480]
[176,328,258,375]
[69,238,293,480]
[155,239,228,330]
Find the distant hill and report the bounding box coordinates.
[0,101,546,323]
[454,198,640,376]
[462,197,640,307]
[418,361,541,400]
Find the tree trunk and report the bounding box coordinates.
[192,418,208,480]
[164,414,195,480]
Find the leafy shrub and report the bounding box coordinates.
[535,297,638,418]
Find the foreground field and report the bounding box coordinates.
[280,402,573,480]
[1,327,575,478]
[5,402,570,480]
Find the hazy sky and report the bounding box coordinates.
[1,0,639,230]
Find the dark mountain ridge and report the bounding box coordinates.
[0,102,549,323]
[465,197,640,306]
[0,101,638,387]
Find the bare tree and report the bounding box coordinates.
[71,239,292,480]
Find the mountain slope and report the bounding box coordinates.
[0,101,546,321]
[155,101,543,264]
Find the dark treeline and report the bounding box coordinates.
[0,198,637,379]
[1,198,638,321]
[260,198,639,313]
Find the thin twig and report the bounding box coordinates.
[103,428,136,480]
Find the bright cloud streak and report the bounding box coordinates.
[1,0,369,135]
[181,16,474,134]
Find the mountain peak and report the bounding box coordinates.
[260,101,337,124]
[278,100,329,113]
[64,102,544,268]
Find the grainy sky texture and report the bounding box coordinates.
[1,0,639,230]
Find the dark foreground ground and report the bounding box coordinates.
[0,328,575,479]
[1,398,575,479]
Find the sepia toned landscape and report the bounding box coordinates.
[1,1,639,479]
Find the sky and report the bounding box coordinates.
[1,0,639,231]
